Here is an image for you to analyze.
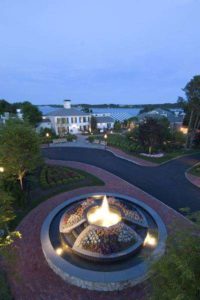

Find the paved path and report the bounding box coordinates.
[9,161,190,300]
[43,147,200,212]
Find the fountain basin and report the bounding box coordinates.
[41,193,167,291]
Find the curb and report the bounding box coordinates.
[185,163,200,188]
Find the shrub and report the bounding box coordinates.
[66,134,77,142]
[151,230,200,300]
[0,272,12,300]
[88,135,95,143]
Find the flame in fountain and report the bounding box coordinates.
[87,195,121,227]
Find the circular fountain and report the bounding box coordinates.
[41,193,167,291]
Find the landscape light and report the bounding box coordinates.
[0,167,4,173]
[143,233,157,247]
[56,248,63,255]
[180,127,188,134]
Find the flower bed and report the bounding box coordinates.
[60,198,95,232]
[40,165,85,189]
[78,223,136,255]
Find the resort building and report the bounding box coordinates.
[138,108,184,130]
[95,116,115,131]
[45,100,91,135]
[0,109,23,124]
[36,118,52,132]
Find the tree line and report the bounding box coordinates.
[0,100,42,126]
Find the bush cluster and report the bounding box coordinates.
[66,133,77,142]
[40,165,84,189]
[107,134,141,153]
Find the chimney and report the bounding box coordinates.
[63,100,71,109]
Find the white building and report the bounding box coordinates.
[0,109,23,124]
[95,116,114,131]
[46,100,91,135]
[36,118,52,132]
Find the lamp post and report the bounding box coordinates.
[104,133,108,150]
[46,132,50,147]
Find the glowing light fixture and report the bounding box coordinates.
[0,167,4,173]
[56,247,63,255]
[87,195,121,227]
[180,127,188,134]
[144,233,157,247]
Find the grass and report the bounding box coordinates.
[10,165,104,229]
[188,163,200,177]
[134,149,200,164]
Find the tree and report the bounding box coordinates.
[114,121,121,131]
[0,119,42,190]
[0,100,15,114]
[82,107,92,113]
[138,117,169,154]
[91,116,97,131]
[182,76,200,148]
[21,102,42,126]
[151,230,200,300]
[123,119,128,128]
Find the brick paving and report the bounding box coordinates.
[6,160,191,300]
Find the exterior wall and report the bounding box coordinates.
[97,122,114,130]
[49,115,91,135]
[36,122,52,132]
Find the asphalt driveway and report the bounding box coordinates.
[43,147,200,212]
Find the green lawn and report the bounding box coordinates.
[189,163,200,177]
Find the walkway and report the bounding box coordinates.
[8,161,190,300]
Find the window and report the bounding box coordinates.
[57,118,66,124]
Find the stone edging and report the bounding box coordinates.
[41,192,167,291]
[185,163,200,188]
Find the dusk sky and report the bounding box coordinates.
[0,0,200,105]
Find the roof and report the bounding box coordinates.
[138,108,184,124]
[95,116,115,123]
[46,108,90,117]
[41,118,51,122]
[92,108,140,122]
